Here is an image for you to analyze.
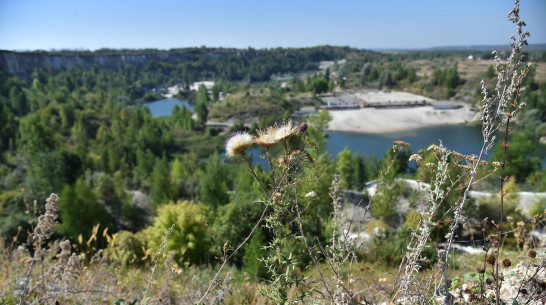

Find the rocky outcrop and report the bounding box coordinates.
[0,49,259,80]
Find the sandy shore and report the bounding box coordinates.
[328,105,480,133]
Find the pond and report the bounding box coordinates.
[143,98,193,117]
[326,124,486,158]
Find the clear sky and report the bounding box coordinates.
[1,0,545,51]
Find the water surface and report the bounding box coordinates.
[326,125,486,158]
[143,98,193,117]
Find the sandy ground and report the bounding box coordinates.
[328,105,480,133]
[327,90,480,133]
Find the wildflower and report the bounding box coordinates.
[298,122,308,133]
[427,144,441,152]
[393,140,409,148]
[255,126,279,148]
[453,151,464,159]
[457,164,471,171]
[408,154,422,163]
[274,120,297,142]
[492,162,503,168]
[225,132,254,157]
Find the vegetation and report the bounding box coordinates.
[0,1,545,304]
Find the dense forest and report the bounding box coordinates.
[1,44,546,303]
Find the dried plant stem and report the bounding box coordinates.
[197,204,269,304]
[294,203,333,300]
[141,224,174,305]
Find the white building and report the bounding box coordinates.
[190,81,215,91]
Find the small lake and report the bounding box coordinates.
[241,125,487,169]
[145,98,493,162]
[326,124,486,158]
[143,98,193,117]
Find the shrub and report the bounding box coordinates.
[104,230,149,267]
[145,200,211,265]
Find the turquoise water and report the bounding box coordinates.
[146,98,490,161]
[326,125,486,158]
[143,98,193,117]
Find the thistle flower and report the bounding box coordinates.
[225,131,254,157]
[298,122,308,133]
[255,126,279,148]
[274,120,297,142]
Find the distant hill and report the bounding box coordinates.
[376,43,546,52]
[425,43,546,51]
[0,46,355,81]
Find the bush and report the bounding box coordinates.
[145,200,211,265]
[104,230,149,267]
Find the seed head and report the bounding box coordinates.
[274,120,297,142]
[255,127,279,148]
[502,259,511,268]
[393,140,409,148]
[487,255,496,265]
[225,132,254,157]
[528,249,537,258]
[409,154,422,163]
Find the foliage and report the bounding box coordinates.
[145,200,211,265]
[200,152,230,210]
[104,230,149,267]
[57,179,113,242]
[492,131,542,182]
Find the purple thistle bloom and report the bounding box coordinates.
[298,122,308,133]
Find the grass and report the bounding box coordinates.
[1,1,544,304]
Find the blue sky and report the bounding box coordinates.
[1,0,545,51]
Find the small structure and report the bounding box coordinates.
[190,81,215,91]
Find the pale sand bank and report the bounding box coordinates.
[353,90,435,104]
[328,105,480,133]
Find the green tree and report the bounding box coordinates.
[200,152,230,210]
[308,78,329,94]
[352,154,368,190]
[307,110,332,154]
[492,131,541,182]
[335,147,354,189]
[243,229,269,279]
[57,179,113,242]
[195,101,208,125]
[150,154,171,207]
[484,65,496,78]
